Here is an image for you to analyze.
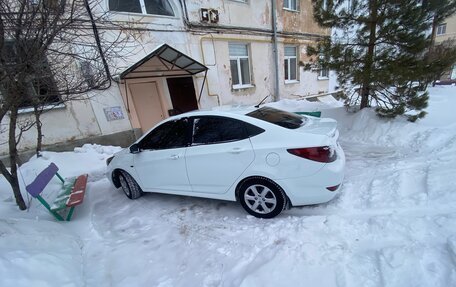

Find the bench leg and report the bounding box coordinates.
[66,206,75,221]
[55,172,66,184]
[36,195,65,221]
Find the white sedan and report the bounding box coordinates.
[106,106,345,218]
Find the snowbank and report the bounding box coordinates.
[0,219,83,287]
[0,86,455,287]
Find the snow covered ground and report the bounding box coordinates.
[1,86,456,287]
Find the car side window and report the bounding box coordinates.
[244,122,265,137]
[139,119,189,150]
[192,116,248,145]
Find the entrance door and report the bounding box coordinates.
[167,77,199,115]
[129,82,164,133]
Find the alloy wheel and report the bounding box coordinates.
[243,184,277,214]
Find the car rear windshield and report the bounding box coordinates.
[246,106,306,129]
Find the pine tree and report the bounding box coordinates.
[308,0,456,121]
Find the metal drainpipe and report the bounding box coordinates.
[271,0,280,101]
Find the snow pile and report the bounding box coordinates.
[0,144,122,220]
[1,86,456,287]
[266,96,343,112]
[0,219,83,287]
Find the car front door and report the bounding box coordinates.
[185,116,255,194]
[133,118,191,192]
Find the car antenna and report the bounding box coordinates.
[254,95,269,108]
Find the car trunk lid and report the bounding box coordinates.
[297,117,338,139]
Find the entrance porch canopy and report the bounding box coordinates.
[119,44,208,80]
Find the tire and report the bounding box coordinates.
[118,171,143,200]
[238,178,287,218]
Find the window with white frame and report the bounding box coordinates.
[284,0,298,11]
[229,43,252,89]
[318,67,329,79]
[284,46,298,82]
[109,0,174,16]
[437,23,447,35]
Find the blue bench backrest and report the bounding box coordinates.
[26,163,59,198]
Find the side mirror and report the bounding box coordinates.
[130,143,140,154]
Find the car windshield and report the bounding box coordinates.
[246,106,306,129]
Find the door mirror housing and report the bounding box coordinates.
[130,143,140,154]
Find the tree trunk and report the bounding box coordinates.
[429,15,437,53]
[34,106,43,157]
[360,86,370,108]
[8,107,27,210]
[360,0,378,109]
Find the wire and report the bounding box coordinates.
[82,0,112,89]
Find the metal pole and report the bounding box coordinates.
[271,0,280,101]
[198,70,208,103]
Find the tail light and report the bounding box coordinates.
[326,184,340,191]
[287,146,336,163]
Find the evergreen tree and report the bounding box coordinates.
[308,0,456,121]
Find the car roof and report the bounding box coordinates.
[168,107,255,120]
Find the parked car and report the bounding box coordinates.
[106,106,345,218]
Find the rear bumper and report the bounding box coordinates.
[276,145,345,206]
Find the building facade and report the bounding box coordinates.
[435,13,456,82]
[1,0,329,156]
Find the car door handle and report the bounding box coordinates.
[229,148,244,154]
[169,154,180,160]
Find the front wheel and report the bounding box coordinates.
[238,178,286,218]
[118,171,143,199]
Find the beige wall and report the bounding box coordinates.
[183,0,329,107]
[193,34,328,108]
[435,14,456,44]
[186,0,272,29]
[277,0,329,36]
[0,100,101,155]
[435,13,456,81]
[185,0,329,36]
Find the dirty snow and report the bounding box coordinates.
[1,86,456,287]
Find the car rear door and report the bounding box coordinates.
[185,116,255,194]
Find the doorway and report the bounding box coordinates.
[167,77,199,115]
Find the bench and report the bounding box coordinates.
[26,163,88,221]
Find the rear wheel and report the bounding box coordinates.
[239,178,286,218]
[118,171,143,199]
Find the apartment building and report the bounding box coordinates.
[1,0,329,155]
[435,13,456,82]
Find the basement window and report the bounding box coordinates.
[109,0,174,16]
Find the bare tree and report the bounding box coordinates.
[0,0,136,209]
